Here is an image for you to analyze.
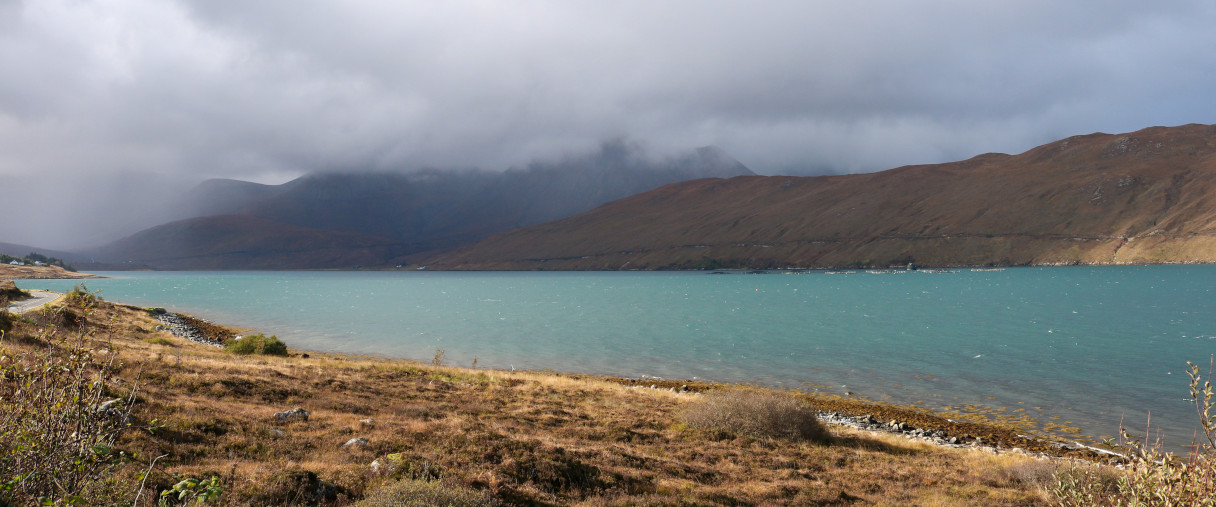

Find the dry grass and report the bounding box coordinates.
[682,388,830,442]
[0,264,97,279]
[355,477,497,507]
[0,298,1080,505]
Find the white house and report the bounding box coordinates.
[8,260,24,265]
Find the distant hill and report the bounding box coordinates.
[90,142,754,269]
[0,242,86,264]
[424,124,1216,270]
[90,215,412,270]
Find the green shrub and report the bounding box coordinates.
[65,283,101,306]
[0,331,135,504]
[681,388,830,442]
[146,336,177,347]
[224,333,288,356]
[158,475,223,505]
[357,478,497,507]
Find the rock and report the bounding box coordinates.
[342,437,369,448]
[275,407,310,422]
[96,398,123,415]
[271,429,286,437]
[94,398,132,425]
[370,453,406,475]
[358,418,374,428]
[153,312,224,348]
[948,437,959,444]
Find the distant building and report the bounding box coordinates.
[8,260,23,265]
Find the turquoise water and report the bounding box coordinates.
[18,266,1216,445]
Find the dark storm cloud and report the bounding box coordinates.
[1,0,1215,248]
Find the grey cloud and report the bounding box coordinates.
[1,0,1215,248]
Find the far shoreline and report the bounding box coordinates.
[60,258,1216,274]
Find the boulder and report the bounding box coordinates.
[342,437,369,449]
[275,407,310,422]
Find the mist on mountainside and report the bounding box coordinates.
[0,140,752,257]
[78,140,754,269]
[0,172,201,252]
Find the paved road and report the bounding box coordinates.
[5,290,62,314]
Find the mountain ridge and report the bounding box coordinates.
[423,123,1216,270]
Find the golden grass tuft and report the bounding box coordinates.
[681,388,830,442]
[357,477,497,506]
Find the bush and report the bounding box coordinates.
[357,478,497,507]
[0,330,135,504]
[224,333,288,356]
[245,469,342,505]
[65,283,101,306]
[681,389,830,442]
[1052,358,1216,505]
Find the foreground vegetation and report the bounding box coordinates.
[2,286,1215,504]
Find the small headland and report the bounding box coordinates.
[0,263,100,279]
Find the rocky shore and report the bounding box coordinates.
[604,376,1119,463]
[151,309,232,347]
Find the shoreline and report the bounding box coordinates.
[151,306,1120,463]
[4,293,1132,503]
[7,276,1135,463]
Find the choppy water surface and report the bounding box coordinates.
[20,266,1216,446]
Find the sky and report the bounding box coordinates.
[1,0,1215,249]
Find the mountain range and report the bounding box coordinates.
[8,124,1216,271]
[423,124,1216,270]
[80,141,754,269]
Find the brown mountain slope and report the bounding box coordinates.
[425,124,1216,270]
[92,215,411,270]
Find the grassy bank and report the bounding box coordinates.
[2,289,1196,505]
[0,264,99,280]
